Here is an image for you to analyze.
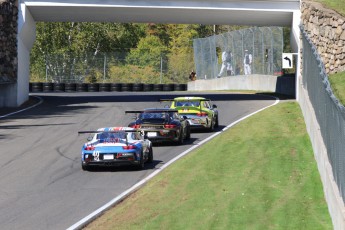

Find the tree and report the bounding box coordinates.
[126,35,167,71]
[166,24,199,83]
[30,22,146,82]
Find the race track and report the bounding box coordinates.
[0,91,276,229]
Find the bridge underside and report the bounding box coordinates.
[2,0,300,107]
[26,0,298,26]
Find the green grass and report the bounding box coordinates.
[329,71,345,105]
[84,102,332,230]
[313,0,345,16]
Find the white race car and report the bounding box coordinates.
[79,127,153,171]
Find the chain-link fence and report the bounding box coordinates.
[193,27,284,79]
[301,26,345,201]
[41,50,173,84]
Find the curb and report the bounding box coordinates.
[0,96,43,119]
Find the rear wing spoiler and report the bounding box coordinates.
[125,109,179,114]
[125,111,143,114]
[78,130,140,134]
[159,98,212,102]
[159,99,174,102]
[78,129,146,145]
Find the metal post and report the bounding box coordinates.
[252,28,255,74]
[45,55,48,82]
[103,54,106,82]
[160,53,163,84]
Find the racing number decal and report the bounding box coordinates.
[93,151,100,161]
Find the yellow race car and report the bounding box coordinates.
[160,97,219,131]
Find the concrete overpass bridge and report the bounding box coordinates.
[2,0,301,107]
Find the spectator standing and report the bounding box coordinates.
[243,50,252,75]
[189,70,196,81]
[218,49,233,78]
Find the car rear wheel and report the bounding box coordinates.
[178,129,184,145]
[215,115,219,128]
[82,162,89,171]
[147,146,153,163]
[186,126,191,140]
[136,151,145,170]
[209,118,215,131]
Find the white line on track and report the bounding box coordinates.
[68,96,280,230]
[0,95,43,119]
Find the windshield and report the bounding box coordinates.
[96,131,127,142]
[175,101,200,107]
[139,112,168,119]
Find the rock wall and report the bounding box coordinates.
[0,0,17,84]
[301,1,345,74]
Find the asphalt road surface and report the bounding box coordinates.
[0,91,276,230]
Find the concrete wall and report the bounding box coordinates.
[17,2,36,106]
[298,1,345,229]
[0,83,17,107]
[188,74,295,96]
[297,77,345,230]
[0,1,35,107]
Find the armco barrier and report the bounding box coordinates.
[29,83,187,92]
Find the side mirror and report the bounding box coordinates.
[183,115,188,120]
[212,104,217,109]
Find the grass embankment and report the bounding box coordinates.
[314,0,345,16]
[85,102,332,230]
[329,71,345,105]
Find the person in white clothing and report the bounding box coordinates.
[218,49,233,78]
[243,50,252,75]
